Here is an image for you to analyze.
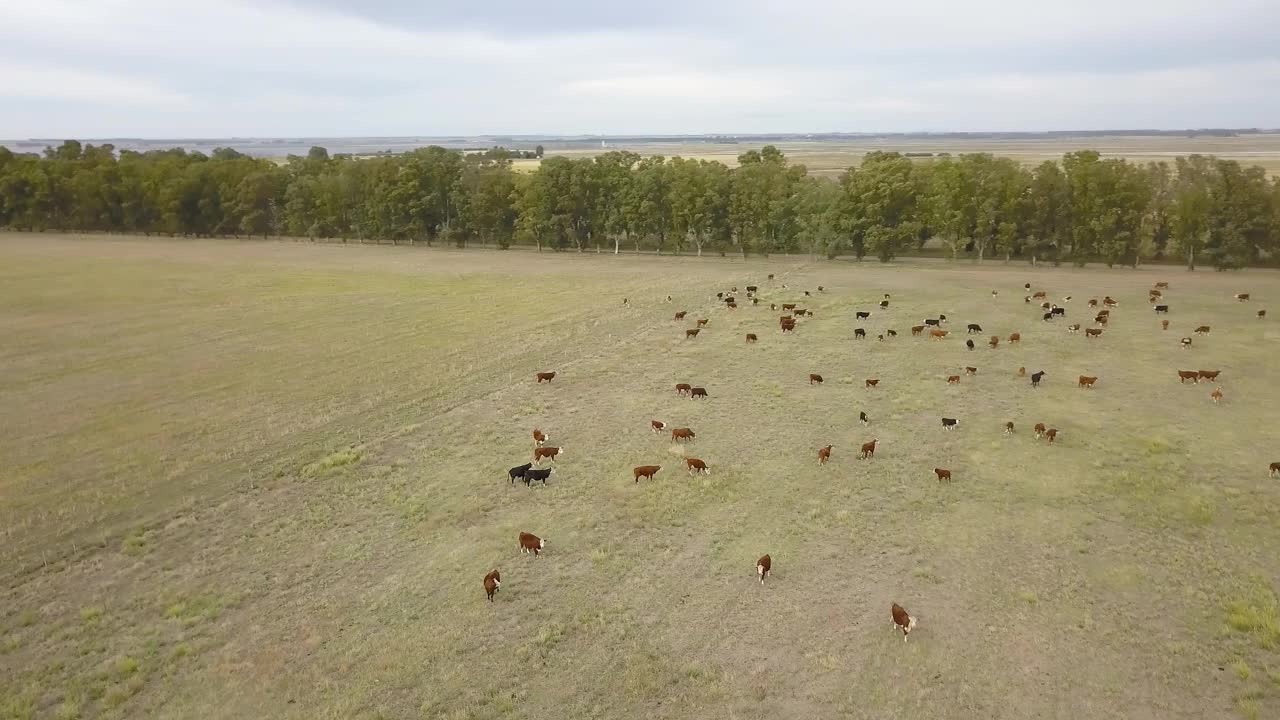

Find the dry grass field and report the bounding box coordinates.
[3,234,1280,720]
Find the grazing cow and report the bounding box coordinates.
[880,300,890,309]
[1162,320,1170,330]
[891,603,917,641]
[1155,281,1170,289]
[941,417,959,430]
[856,311,871,320]
[967,323,983,334]
[1270,462,1279,477]
[651,419,667,433]
[818,286,825,292]
[745,333,758,343]
[1181,337,1192,348]
[633,465,662,482]
[1177,370,1200,383]
[1052,307,1066,318]
[716,292,724,299]
[697,318,709,327]
[686,328,701,339]
[757,555,771,585]
[1041,302,1051,310]
[509,463,533,484]
[1068,324,1081,333]
[1009,332,1021,343]
[1031,370,1046,387]
[747,285,758,293]
[859,411,869,424]
[1150,290,1163,299]
[930,329,949,339]
[934,468,952,482]
[671,427,695,442]
[676,383,692,395]
[1078,375,1097,388]
[809,373,825,385]
[1088,298,1099,307]
[911,325,925,336]
[1032,291,1047,299]
[783,303,797,311]
[878,334,885,341]
[818,445,833,465]
[1042,313,1053,322]
[966,339,975,350]
[1045,428,1059,443]
[1085,328,1103,338]
[524,467,554,485]
[794,308,807,317]
[1210,386,1223,404]
[533,429,547,446]
[1034,422,1046,437]
[1258,310,1266,318]
[865,378,880,388]
[727,302,738,309]
[533,446,563,464]
[1017,367,1026,377]
[1103,296,1118,307]
[686,457,710,475]
[1095,315,1109,326]
[1198,370,1220,381]
[924,318,941,326]
[484,570,501,601]
[767,274,775,280]
[855,328,866,339]
[989,336,999,348]
[536,371,557,383]
[674,311,688,320]
[1195,325,1211,334]
[887,329,898,338]
[1154,304,1169,314]
[860,438,877,459]
[519,532,546,556]
[965,366,977,375]
[1236,293,1250,302]
[690,387,708,398]
[780,320,796,334]
[1005,421,1015,434]
[947,375,960,384]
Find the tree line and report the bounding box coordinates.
[2,140,1278,269]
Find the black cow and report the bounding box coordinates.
[939,314,948,323]
[879,300,889,308]
[859,411,869,424]
[1042,312,1053,322]
[855,328,866,339]
[1154,304,1169,313]
[924,318,941,326]
[1051,307,1066,316]
[746,285,758,292]
[887,329,897,337]
[856,311,871,319]
[967,323,983,334]
[966,339,975,350]
[1031,370,1046,387]
[524,467,554,485]
[941,417,960,430]
[509,462,533,484]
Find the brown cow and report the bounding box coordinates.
[676,383,692,395]
[911,325,925,336]
[860,438,877,459]
[1270,462,1279,477]
[1161,319,1169,330]
[891,603,917,641]
[1017,367,1026,377]
[947,375,960,384]
[686,328,701,339]
[1155,281,1170,289]
[536,371,557,383]
[865,378,880,388]
[1034,422,1046,437]
[780,320,796,334]
[690,387,708,398]
[533,429,547,446]
[1258,310,1266,319]
[1103,296,1118,307]
[782,303,797,311]
[1095,315,1109,326]
[483,570,501,601]
[934,468,952,482]
[1032,291,1047,299]
[793,308,807,317]
[1097,309,1110,317]
[1004,421,1015,434]
[1198,370,1221,381]
[1088,298,1099,307]
[1085,328,1103,337]
[809,373,824,385]
[1210,386,1223,404]
[1068,324,1081,334]
[533,446,563,464]
[673,311,688,320]
[633,465,662,482]
[965,366,977,375]
[930,329,949,339]
[671,427,695,442]
[1195,325,1211,334]
[989,335,999,348]
[1177,370,1200,383]
[1009,332,1021,343]
[818,445,833,465]
[686,457,709,475]
[757,555,771,585]
[745,333,758,343]
[519,532,546,556]
[1078,375,1097,388]
[727,302,737,309]
[697,318,709,327]
[1045,428,1059,443]
[650,420,667,433]
[1235,293,1250,302]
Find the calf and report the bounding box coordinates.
[1045,428,1059,443]
[809,373,824,385]
[860,438,877,459]
[966,339,975,350]
[1034,422,1046,437]
[697,318,709,327]
[1031,370,1045,387]
[674,311,688,320]
[1068,324,1081,334]
[651,419,667,433]
[1195,325,1211,335]
[965,366,977,375]
[1009,332,1020,343]
[524,467,554,485]
[1153,304,1169,314]
[967,323,983,334]
[891,603,917,641]
[989,336,999,348]
[1078,375,1097,388]
[855,328,866,339]
[1177,370,1200,383]
[757,555,771,585]
[533,429,548,446]
[483,570,502,602]
[1005,421,1015,434]
[1235,293,1250,302]
[509,462,533,484]
[818,445,833,465]
[533,446,563,464]
[934,468,952,482]
[1085,328,1102,338]
[633,465,662,482]
[1210,386,1223,404]
[745,333,758,343]
[911,325,925,336]
[676,383,692,395]
[689,387,708,399]
[856,311,871,320]
[930,329,948,339]
[941,417,959,430]
[686,457,709,475]
[671,427,695,442]
[685,328,701,339]
[947,375,960,385]
[1197,369,1220,381]
[519,532,546,556]
[1161,319,1169,330]
[536,371,557,383]
[865,378,879,388]
[1017,367,1026,377]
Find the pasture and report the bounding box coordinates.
[2,234,1280,720]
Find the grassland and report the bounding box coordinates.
[2,233,1280,719]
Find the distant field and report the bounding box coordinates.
[517,134,1280,177]
[3,234,1280,719]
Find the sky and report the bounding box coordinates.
[1,0,1278,138]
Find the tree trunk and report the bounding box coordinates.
[1187,247,1195,271]
[977,245,984,263]
[614,236,620,255]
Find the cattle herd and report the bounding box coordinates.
[488,274,1270,643]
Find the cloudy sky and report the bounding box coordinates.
[1,0,1278,138]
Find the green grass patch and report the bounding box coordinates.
[1226,586,1280,650]
[301,448,363,478]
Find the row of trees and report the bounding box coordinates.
[2,140,1278,268]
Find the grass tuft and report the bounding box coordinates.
[1226,587,1280,650]
[301,448,363,478]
